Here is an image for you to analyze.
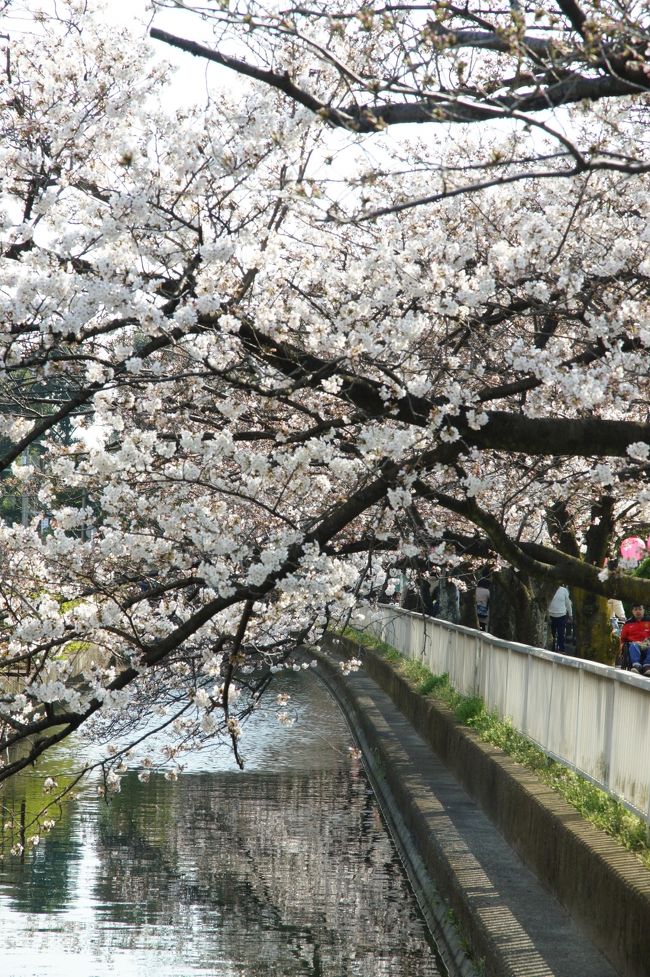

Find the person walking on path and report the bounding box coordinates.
[475,579,490,631]
[620,604,650,675]
[548,585,573,653]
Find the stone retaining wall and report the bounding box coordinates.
[323,633,650,977]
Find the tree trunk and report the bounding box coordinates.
[436,575,460,624]
[490,568,551,649]
[572,589,614,664]
[459,588,479,629]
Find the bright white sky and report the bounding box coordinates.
[1,0,230,100]
[0,0,563,226]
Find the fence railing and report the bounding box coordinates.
[360,604,650,825]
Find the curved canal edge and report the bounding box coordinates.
[313,634,650,977]
[308,645,480,977]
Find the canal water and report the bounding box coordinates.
[0,671,443,976]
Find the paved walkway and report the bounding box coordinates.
[317,650,620,977]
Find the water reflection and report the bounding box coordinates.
[0,672,442,977]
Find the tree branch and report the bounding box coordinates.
[413,479,650,603]
[151,28,650,133]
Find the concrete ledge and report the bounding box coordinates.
[324,633,650,977]
[312,645,481,977]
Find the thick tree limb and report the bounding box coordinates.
[230,314,650,459]
[151,28,650,131]
[413,480,650,603]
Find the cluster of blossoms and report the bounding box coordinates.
[0,0,646,811]
[339,659,363,676]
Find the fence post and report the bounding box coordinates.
[521,651,531,735]
[572,667,584,774]
[601,676,616,790]
[544,659,556,750]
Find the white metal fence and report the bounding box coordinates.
[361,604,650,825]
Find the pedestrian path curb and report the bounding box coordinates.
[317,634,650,977]
[311,645,480,977]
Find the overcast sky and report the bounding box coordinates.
[0,0,232,102]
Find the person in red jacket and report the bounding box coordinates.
[620,605,650,674]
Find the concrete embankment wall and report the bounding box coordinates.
[321,633,650,977]
[366,604,650,823]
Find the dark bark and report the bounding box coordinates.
[232,313,650,459]
[150,27,650,131]
[491,569,551,648]
[459,588,479,629]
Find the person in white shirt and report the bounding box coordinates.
[607,598,626,635]
[548,585,573,653]
[475,579,490,631]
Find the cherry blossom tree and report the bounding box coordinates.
[0,0,647,813]
[152,0,650,198]
[149,0,650,651]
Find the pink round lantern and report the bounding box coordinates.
[620,536,646,561]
